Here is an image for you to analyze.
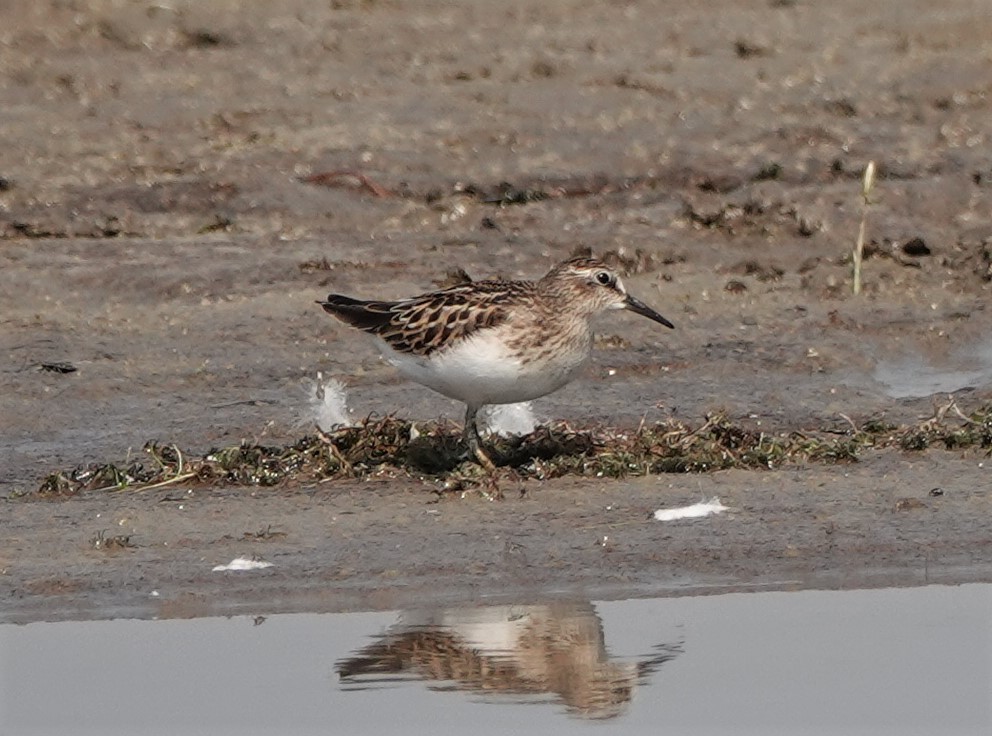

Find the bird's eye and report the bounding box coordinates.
[595,270,613,285]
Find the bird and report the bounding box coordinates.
[317,256,674,470]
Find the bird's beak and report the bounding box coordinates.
[624,294,674,329]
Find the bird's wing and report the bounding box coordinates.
[321,281,521,356]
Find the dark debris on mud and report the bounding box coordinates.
[300,170,673,205]
[33,401,992,497]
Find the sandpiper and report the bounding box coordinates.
[317,257,674,470]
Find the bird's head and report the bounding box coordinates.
[540,257,674,328]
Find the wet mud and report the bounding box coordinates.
[1,0,991,622]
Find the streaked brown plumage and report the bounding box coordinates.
[321,281,516,357]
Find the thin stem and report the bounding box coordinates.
[853,160,876,295]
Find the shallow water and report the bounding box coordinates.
[875,341,992,399]
[2,584,990,734]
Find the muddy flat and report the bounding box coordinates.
[1,0,991,623]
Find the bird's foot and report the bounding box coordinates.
[462,414,498,474]
[471,444,498,474]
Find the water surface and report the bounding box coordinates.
[2,584,989,734]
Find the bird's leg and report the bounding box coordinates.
[463,404,497,473]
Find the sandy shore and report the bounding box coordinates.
[1,0,990,622]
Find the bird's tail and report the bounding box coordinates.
[317,294,395,331]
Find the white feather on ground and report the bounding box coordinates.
[479,402,539,437]
[654,497,729,521]
[306,372,353,431]
[212,557,274,572]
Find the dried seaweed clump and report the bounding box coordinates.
[33,403,992,496]
[498,413,860,480]
[895,402,992,452]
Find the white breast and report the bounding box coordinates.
[376,329,588,407]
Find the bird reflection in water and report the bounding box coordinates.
[336,601,680,720]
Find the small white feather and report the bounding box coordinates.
[306,372,353,431]
[654,497,729,522]
[212,557,274,572]
[480,402,538,437]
